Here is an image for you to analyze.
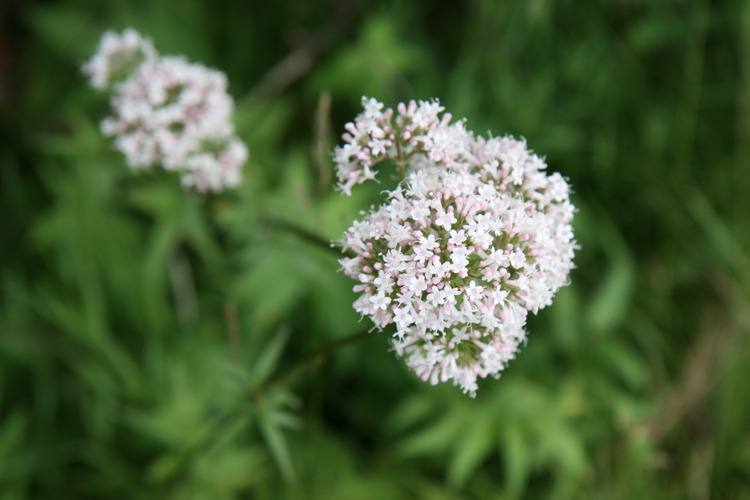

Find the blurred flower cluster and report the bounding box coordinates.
[83,29,246,192]
[338,97,576,396]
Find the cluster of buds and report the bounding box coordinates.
[338,97,576,396]
[83,29,246,192]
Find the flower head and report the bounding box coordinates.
[338,98,576,396]
[84,29,247,192]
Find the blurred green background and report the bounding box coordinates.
[1,0,749,498]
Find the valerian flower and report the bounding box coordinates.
[83,29,247,192]
[338,97,576,397]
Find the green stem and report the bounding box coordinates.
[395,139,406,178]
[263,217,352,258]
[254,328,373,397]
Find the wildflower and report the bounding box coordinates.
[84,29,247,192]
[338,98,576,396]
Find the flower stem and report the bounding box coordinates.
[395,140,406,178]
[262,217,352,258]
[255,328,373,396]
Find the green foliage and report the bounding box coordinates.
[2,0,749,498]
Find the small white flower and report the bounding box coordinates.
[408,275,428,295]
[464,281,483,303]
[393,307,414,329]
[435,210,457,231]
[448,229,467,246]
[369,291,391,311]
[417,234,440,252]
[509,251,527,269]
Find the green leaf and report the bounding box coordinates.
[259,410,295,480]
[250,327,290,387]
[397,412,461,458]
[501,421,529,497]
[447,413,495,487]
[586,215,635,334]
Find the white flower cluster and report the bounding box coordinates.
[83,29,246,192]
[338,97,576,396]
